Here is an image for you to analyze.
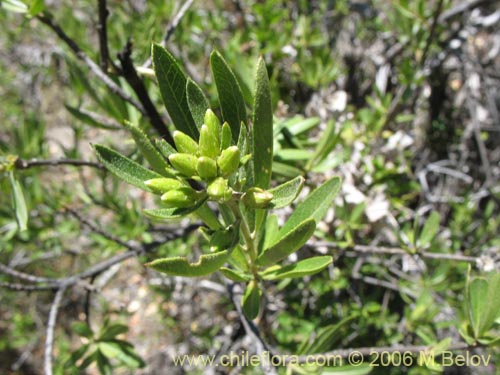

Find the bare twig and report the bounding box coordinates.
[0,263,58,284]
[44,286,67,375]
[37,13,146,115]
[315,241,480,264]
[65,207,139,251]
[15,158,103,170]
[117,39,174,144]
[142,0,195,68]
[439,0,490,22]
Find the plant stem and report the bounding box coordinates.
[226,200,259,277]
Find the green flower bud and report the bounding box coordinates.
[220,122,232,150]
[168,153,198,177]
[241,187,273,209]
[161,187,200,208]
[217,146,241,177]
[204,109,222,138]
[173,130,198,155]
[196,156,218,180]
[207,177,233,202]
[144,178,183,194]
[199,124,220,159]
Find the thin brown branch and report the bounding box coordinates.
[97,0,113,72]
[421,0,445,67]
[37,13,146,115]
[117,39,174,144]
[65,207,140,251]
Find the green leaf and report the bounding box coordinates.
[242,280,261,320]
[252,56,273,189]
[98,341,144,368]
[194,203,223,230]
[146,250,230,277]
[93,144,162,192]
[122,121,170,175]
[99,324,128,340]
[279,177,341,238]
[261,256,332,280]
[152,44,198,139]
[272,161,304,178]
[268,176,304,209]
[96,349,113,375]
[220,267,251,282]
[307,119,341,170]
[263,214,279,250]
[65,105,119,130]
[210,51,247,141]
[28,0,44,16]
[468,277,488,337]
[1,0,28,13]
[417,211,440,249]
[300,315,357,354]
[72,321,93,339]
[481,273,500,335]
[186,78,209,128]
[143,197,208,220]
[8,172,28,232]
[257,218,316,267]
[68,345,90,367]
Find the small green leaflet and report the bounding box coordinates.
[8,172,28,232]
[279,177,341,238]
[210,51,247,141]
[152,44,198,140]
[93,144,162,192]
[146,251,230,277]
[242,280,261,320]
[257,218,316,267]
[261,256,333,280]
[268,176,304,208]
[143,197,208,220]
[252,57,273,189]
[186,78,209,128]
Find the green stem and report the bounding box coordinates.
[226,200,259,278]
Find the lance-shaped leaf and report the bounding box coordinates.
[152,44,198,140]
[8,172,28,232]
[220,267,252,282]
[143,197,207,220]
[279,177,341,238]
[94,144,162,192]
[257,218,316,267]
[467,273,500,338]
[261,256,332,280]
[417,211,440,249]
[252,57,273,189]
[242,280,261,320]
[122,121,170,175]
[268,176,304,209]
[210,51,247,141]
[186,78,209,128]
[146,250,230,277]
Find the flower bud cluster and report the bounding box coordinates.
[144,109,274,209]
